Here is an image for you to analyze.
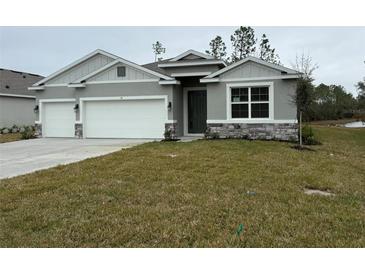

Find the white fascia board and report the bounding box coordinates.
[159,80,181,85]
[204,56,299,79]
[28,86,45,91]
[170,72,212,77]
[87,79,159,85]
[158,60,225,68]
[200,78,220,83]
[33,49,120,86]
[221,75,300,82]
[207,119,298,124]
[39,98,76,103]
[0,93,36,99]
[170,49,214,61]
[67,83,86,88]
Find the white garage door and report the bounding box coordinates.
[42,102,75,137]
[84,99,166,138]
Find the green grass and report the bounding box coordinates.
[0,133,22,143]
[0,126,364,247]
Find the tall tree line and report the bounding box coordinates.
[206,26,280,64]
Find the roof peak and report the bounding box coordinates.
[170,49,215,62]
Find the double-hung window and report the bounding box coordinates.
[230,84,271,119]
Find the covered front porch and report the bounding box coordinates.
[169,76,207,137]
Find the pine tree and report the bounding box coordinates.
[259,34,281,64]
[152,41,166,62]
[205,36,227,60]
[230,26,256,62]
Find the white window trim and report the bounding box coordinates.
[183,87,206,137]
[37,98,76,124]
[207,119,297,124]
[78,95,169,128]
[226,82,274,121]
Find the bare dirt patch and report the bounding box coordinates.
[304,188,335,197]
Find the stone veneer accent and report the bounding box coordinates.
[35,123,42,137]
[164,122,178,139]
[75,123,83,138]
[206,123,298,141]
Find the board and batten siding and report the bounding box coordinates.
[47,53,114,85]
[87,63,157,82]
[219,61,281,79]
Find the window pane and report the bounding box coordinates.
[251,103,269,118]
[117,66,126,77]
[251,86,269,101]
[232,104,248,118]
[231,88,248,102]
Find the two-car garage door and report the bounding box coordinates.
[83,99,166,138]
[42,98,166,138]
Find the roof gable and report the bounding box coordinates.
[170,49,214,62]
[204,56,299,79]
[85,61,159,82]
[33,49,120,86]
[220,60,282,79]
[73,58,173,83]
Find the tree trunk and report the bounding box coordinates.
[299,110,303,147]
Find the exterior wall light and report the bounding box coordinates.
[74,103,79,112]
[33,105,39,113]
[168,102,172,111]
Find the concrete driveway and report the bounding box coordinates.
[0,138,152,179]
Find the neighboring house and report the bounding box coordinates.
[29,49,299,140]
[0,69,43,128]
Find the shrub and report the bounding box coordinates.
[204,128,220,139]
[163,127,176,141]
[21,126,36,140]
[301,125,321,145]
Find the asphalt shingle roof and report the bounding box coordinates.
[0,68,43,96]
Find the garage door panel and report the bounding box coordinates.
[43,102,75,137]
[84,99,166,138]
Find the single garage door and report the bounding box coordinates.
[42,102,75,137]
[84,99,166,138]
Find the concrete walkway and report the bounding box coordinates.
[0,138,153,179]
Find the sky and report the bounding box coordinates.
[0,26,364,95]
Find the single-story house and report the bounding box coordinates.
[0,69,43,128]
[29,49,299,140]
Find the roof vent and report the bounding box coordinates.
[5,85,10,89]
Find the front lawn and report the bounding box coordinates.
[0,126,364,247]
[0,133,22,143]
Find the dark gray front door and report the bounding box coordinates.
[188,90,207,134]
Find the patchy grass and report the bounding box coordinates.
[0,126,364,247]
[0,133,22,143]
[309,118,357,126]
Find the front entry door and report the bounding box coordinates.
[188,90,207,134]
